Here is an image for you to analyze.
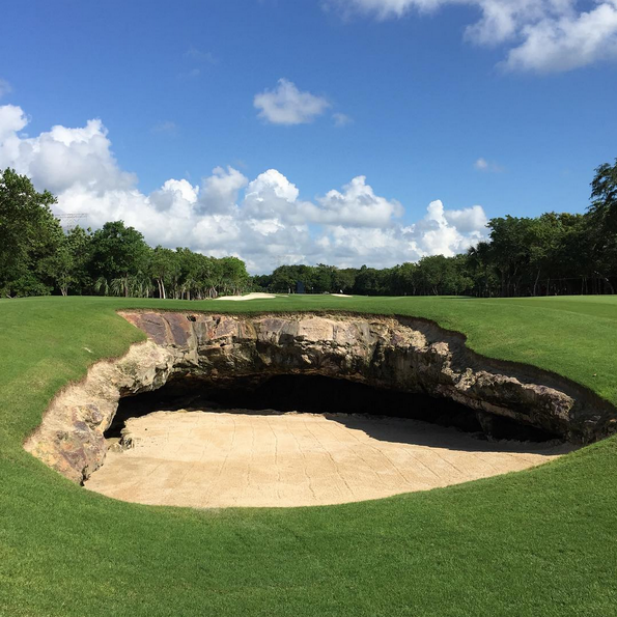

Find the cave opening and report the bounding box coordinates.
[107,374,560,444]
[85,373,571,508]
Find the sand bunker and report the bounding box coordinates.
[85,410,571,508]
[215,292,277,301]
[215,293,352,301]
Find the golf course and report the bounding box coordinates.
[2,294,617,617]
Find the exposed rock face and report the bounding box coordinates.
[25,311,616,483]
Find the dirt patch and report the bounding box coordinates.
[84,410,571,508]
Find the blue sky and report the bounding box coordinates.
[1,0,616,272]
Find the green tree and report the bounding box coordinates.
[38,226,93,296]
[149,246,180,299]
[589,158,617,233]
[333,268,357,294]
[0,168,62,297]
[38,240,75,296]
[89,221,149,297]
[218,256,250,295]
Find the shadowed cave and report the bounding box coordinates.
[28,311,593,502]
[107,374,560,444]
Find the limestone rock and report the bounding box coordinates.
[24,311,617,483]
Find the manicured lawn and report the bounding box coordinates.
[1,295,617,617]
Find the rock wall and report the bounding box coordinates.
[24,311,616,483]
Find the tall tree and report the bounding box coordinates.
[149,246,180,299]
[38,226,93,296]
[589,158,617,233]
[0,168,62,297]
[89,221,149,297]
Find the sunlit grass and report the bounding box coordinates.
[1,295,617,616]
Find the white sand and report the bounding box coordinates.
[215,292,277,301]
[85,410,571,508]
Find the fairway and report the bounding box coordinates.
[2,295,617,617]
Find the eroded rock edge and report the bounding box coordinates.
[24,310,617,483]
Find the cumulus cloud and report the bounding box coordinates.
[443,204,488,233]
[307,176,403,227]
[0,104,27,151]
[329,0,617,72]
[504,1,617,72]
[0,104,488,273]
[244,169,301,218]
[199,166,248,214]
[254,79,330,125]
[6,117,135,195]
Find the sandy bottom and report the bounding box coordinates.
[85,410,571,508]
[215,292,277,301]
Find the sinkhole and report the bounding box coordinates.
[84,374,570,508]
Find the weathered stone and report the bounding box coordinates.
[24,311,617,484]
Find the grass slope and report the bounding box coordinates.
[1,295,617,617]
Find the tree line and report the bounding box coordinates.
[2,159,616,299]
[255,159,617,297]
[0,168,250,299]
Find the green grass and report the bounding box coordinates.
[1,295,617,617]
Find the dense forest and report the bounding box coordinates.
[1,160,616,298]
[0,168,251,299]
[256,159,617,297]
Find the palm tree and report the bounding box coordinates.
[94,276,110,296]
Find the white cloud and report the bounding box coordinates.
[243,172,403,228]
[0,104,489,273]
[150,179,199,214]
[0,105,27,153]
[402,200,485,257]
[199,166,248,214]
[333,112,353,127]
[254,79,330,125]
[330,0,617,72]
[0,78,12,99]
[443,204,488,232]
[244,169,301,218]
[504,1,617,72]
[474,157,504,172]
[10,118,135,195]
[307,175,403,227]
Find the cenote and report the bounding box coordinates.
[27,310,609,508]
[88,377,569,508]
[107,373,560,443]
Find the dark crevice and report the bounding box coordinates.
[107,374,560,443]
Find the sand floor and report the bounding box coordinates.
[85,410,571,508]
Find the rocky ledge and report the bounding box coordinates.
[25,311,616,483]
